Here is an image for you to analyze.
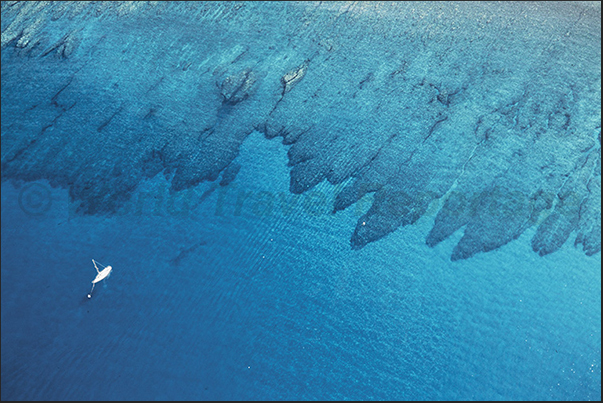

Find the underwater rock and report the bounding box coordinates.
[280,60,308,95]
[41,29,80,59]
[220,68,257,106]
[219,162,241,186]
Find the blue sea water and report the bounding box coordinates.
[1,130,600,400]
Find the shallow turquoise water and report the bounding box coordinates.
[2,130,600,400]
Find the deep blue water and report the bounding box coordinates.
[2,130,601,400]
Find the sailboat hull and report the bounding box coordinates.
[92,266,112,284]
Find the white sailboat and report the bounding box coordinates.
[88,259,112,298]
